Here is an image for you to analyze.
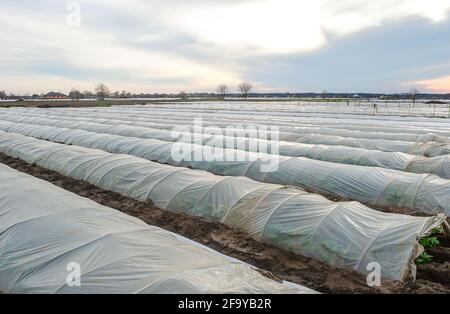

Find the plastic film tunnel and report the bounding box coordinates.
[0,130,444,282]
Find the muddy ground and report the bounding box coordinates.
[0,153,449,294]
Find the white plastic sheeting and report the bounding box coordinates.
[1,120,450,215]
[3,112,450,179]
[93,101,450,119]
[1,113,450,158]
[10,105,450,135]
[0,164,311,294]
[0,114,450,162]
[13,105,450,137]
[1,113,450,178]
[7,109,450,177]
[5,109,450,143]
[0,131,444,281]
[86,104,450,124]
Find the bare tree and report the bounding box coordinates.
[216,85,229,100]
[238,82,253,100]
[120,90,128,98]
[69,89,82,101]
[0,90,6,99]
[410,88,419,106]
[95,83,110,101]
[83,90,94,99]
[321,89,328,99]
[179,91,188,100]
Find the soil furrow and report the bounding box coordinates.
[0,153,448,294]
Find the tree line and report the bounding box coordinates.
[69,82,255,101]
[66,81,253,101]
[1,85,441,102]
[215,82,253,100]
[69,84,114,101]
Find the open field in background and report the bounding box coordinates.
[149,100,450,118]
[0,101,450,294]
[2,98,449,118]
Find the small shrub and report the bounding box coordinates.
[416,252,433,264]
[419,236,440,249]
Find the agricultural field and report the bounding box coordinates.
[147,100,450,118]
[0,101,449,294]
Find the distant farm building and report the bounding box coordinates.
[42,92,68,99]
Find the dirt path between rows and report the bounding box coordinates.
[0,153,449,294]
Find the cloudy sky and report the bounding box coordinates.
[1,0,450,94]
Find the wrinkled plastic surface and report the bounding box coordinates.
[0,131,444,281]
[0,163,312,294]
[1,111,450,156]
[0,120,449,215]
[6,106,450,141]
[1,112,450,177]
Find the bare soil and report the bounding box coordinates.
[0,153,449,294]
